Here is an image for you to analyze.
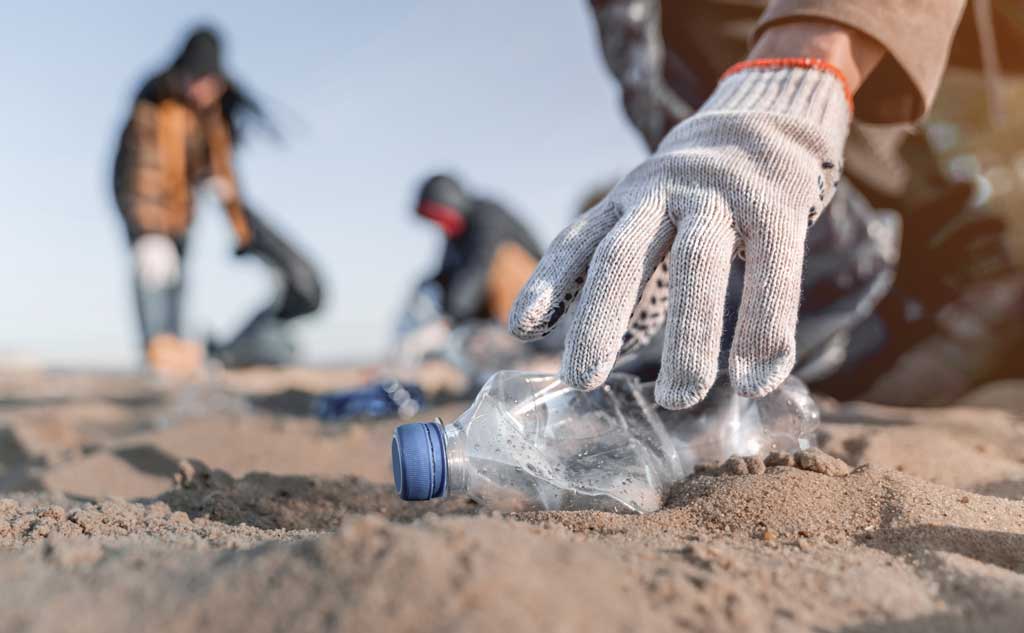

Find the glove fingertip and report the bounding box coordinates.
[654,373,714,410]
[507,288,567,341]
[508,319,553,341]
[559,352,615,392]
[729,351,795,399]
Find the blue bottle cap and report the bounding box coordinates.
[391,420,447,501]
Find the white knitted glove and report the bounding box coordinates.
[510,60,852,409]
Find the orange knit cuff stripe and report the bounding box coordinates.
[722,57,854,114]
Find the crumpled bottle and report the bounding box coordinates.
[391,371,819,513]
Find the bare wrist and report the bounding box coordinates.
[750,21,884,93]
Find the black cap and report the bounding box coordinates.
[417,174,469,217]
[174,27,223,78]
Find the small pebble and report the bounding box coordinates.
[764,451,795,468]
[743,456,766,475]
[795,448,851,477]
[721,456,749,475]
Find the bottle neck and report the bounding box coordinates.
[442,421,468,496]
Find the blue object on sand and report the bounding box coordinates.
[314,381,425,423]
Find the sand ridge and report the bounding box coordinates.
[0,368,1022,632]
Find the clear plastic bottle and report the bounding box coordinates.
[391,371,819,513]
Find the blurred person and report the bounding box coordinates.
[415,174,542,327]
[370,175,550,402]
[509,0,1022,408]
[113,27,321,376]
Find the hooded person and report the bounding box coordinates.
[416,174,542,326]
[113,26,321,376]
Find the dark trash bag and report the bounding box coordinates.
[208,208,323,367]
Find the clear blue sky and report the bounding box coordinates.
[0,1,646,367]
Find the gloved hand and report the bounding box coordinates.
[510,60,852,408]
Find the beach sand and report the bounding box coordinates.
[1,366,1022,632]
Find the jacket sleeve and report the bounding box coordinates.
[754,0,967,122]
[118,100,194,237]
[202,109,253,249]
[119,102,169,235]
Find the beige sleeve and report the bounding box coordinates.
[754,0,967,122]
